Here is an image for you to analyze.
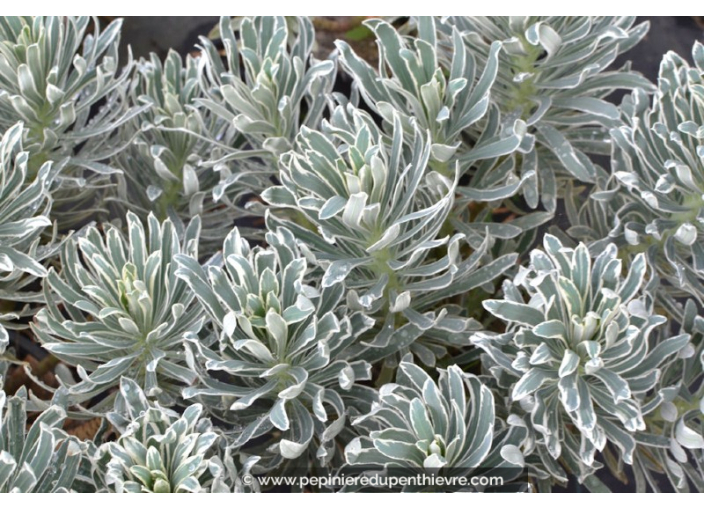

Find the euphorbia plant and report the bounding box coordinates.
[0,15,702,494]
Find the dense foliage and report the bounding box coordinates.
[0,15,702,493]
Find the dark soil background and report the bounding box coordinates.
[117,16,704,84]
[616,17,704,82]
